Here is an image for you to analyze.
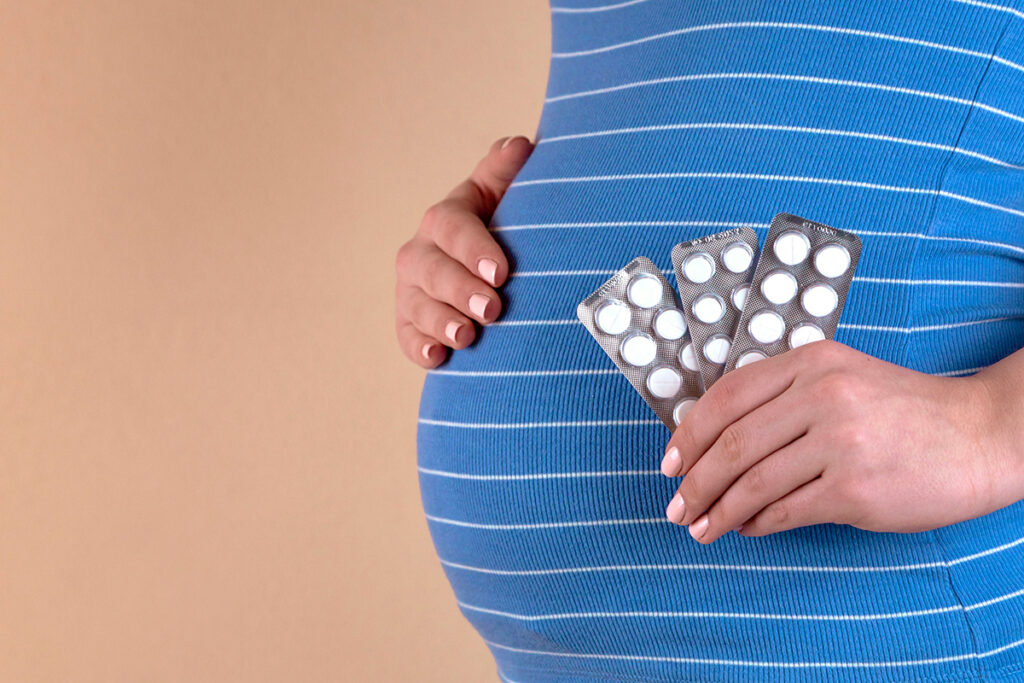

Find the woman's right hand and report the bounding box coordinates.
[395,136,534,368]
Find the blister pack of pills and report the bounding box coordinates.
[671,227,759,389]
[724,213,862,372]
[576,257,705,430]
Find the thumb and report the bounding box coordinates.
[450,136,534,218]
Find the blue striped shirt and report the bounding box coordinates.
[419,1,1024,680]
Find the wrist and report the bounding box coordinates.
[968,371,1024,510]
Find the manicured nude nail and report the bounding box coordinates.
[445,321,464,344]
[666,494,686,525]
[501,136,517,149]
[478,258,498,286]
[469,293,491,320]
[689,514,709,540]
[661,447,681,477]
[421,343,435,360]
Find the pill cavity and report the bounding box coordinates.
[627,273,664,308]
[653,308,686,340]
[731,284,749,311]
[814,244,851,278]
[692,293,725,324]
[801,283,838,318]
[721,241,754,273]
[647,366,682,398]
[595,299,631,335]
[789,322,825,348]
[748,309,785,344]
[679,342,700,372]
[736,350,768,367]
[760,270,798,305]
[620,333,658,366]
[682,252,715,283]
[703,334,731,364]
[673,398,698,425]
[773,230,811,266]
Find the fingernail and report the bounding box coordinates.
[445,321,464,344]
[666,494,686,525]
[660,447,681,477]
[689,514,709,540]
[478,258,498,286]
[501,136,518,149]
[469,293,491,320]
[421,343,436,360]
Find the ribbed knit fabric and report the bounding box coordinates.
[417,1,1024,681]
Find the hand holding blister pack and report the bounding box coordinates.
[671,227,759,388]
[576,257,705,430]
[724,213,862,371]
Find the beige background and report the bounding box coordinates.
[0,2,548,680]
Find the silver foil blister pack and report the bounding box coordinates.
[576,257,705,429]
[671,227,759,389]
[724,213,862,372]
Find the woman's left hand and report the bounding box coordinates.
[659,340,1022,544]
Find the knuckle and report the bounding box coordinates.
[717,424,748,466]
[764,500,791,528]
[706,378,739,416]
[420,201,448,234]
[395,240,416,274]
[743,462,769,497]
[817,371,863,409]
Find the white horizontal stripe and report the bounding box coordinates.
[440,535,1024,574]
[428,368,618,377]
[418,417,660,429]
[419,466,659,480]
[426,514,667,530]
[510,172,1024,219]
[509,270,1024,288]
[839,316,1019,333]
[460,587,1024,623]
[552,21,1024,75]
[492,220,1024,257]
[487,318,579,327]
[539,122,1024,170]
[951,0,1024,22]
[483,317,1020,332]
[483,636,1024,668]
[544,72,1024,127]
[461,600,961,622]
[492,220,765,233]
[550,0,649,13]
[936,366,987,377]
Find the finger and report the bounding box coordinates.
[413,245,501,323]
[420,198,510,287]
[735,474,833,538]
[678,436,826,543]
[449,135,534,220]
[399,285,477,350]
[396,319,448,369]
[663,340,841,474]
[671,389,814,525]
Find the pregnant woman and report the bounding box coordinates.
[395,1,1024,681]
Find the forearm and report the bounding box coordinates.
[973,346,1024,506]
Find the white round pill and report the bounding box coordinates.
[814,243,851,278]
[678,342,699,372]
[703,334,731,364]
[773,230,811,266]
[595,300,631,335]
[748,309,785,344]
[731,284,749,311]
[627,274,663,308]
[620,333,658,366]
[653,308,686,340]
[721,241,754,273]
[801,283,839,318]
[672,397,698,425]
[692,293,725,324]
[789,322,825,349]
[682,252,715,283]
[736,350,768,367]
[647,366,682,399]
[760,269,798,305]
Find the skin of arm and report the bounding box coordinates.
[659,339,1024,544]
